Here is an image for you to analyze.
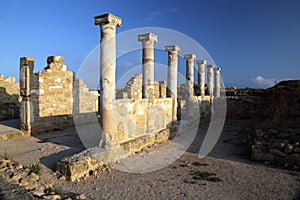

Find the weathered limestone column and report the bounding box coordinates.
[197,60,206,97]
[19,57,34,134]
[207,64,214,97]
[165,45,180,121]
[138,33,158,99]
[214,67,221,98]
[184,54,196,97]
[94,13,122,147]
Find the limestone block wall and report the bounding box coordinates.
[113,98,173,144]
[73,79,98,114]
[20,56,99,135]
[116,74,142,100]
[0,75,20,120]
[116,74,167,100]
[125,74,142,99]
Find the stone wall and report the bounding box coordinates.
[0,75,20,120]
[116,74,167,100]
[20,56,99,135]
[113,98,172,144]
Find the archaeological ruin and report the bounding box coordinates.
[0,13,224,181]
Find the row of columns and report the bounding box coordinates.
[94,13,222,147]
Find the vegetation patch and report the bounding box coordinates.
[28,163,42,176]
[192,162,209,167]
[190,171,222,182]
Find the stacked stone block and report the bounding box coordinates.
[0,75,20,120]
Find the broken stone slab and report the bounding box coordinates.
[56,147,130,182]
[56,128,172,181]
[252,145,275,162]
[269,149,287,157]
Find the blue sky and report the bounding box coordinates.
[0,0,300,88]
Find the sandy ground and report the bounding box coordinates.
[0,119,299,200]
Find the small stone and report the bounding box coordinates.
[45,184,53,189]
[37,186,45,192]
[24,182,38,191]
[76,194,87,200]
[93,170,97,176]
[10,173,22,182]
[284,144,293,154]
[58,175,66,181]
[45,194,61,200]
[32,190,45,197]
[28,173,39,181]
[20,179,30,186]
[116,160,120,164]
[15,164,23,170]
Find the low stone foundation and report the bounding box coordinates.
[56,128,172,181]
[55,117,204,182]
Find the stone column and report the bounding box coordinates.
[214,67,221,98]
[19,57,34,135]
[184,54,196,97]
[165,45,180,121]
[94,13,122,147]
[207,64,214,97]
[197,60,206,97]
[138,33,158,99]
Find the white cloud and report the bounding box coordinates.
[168,8,178,12]
[147,10,161,20]
[253,76,276,88]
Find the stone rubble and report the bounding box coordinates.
[0,157,86,200]
[249,128,300,169]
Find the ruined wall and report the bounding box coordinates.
[116,74,142,100]
[116,74,167,100]
[20,56,99,135]
[113,98,173,144]
[73,79,99,123]
[0,75,20,120]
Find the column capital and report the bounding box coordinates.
[196,60,206,65]
[207,64,214,69]
[94,13,122,27]
[184,54,196,62]
[165,45,180,53]
[138,33,158,43]
[214,67,221,71]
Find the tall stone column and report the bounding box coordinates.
[214,67,221,98]
[165,45,180,121]
[19,57,34,135]
[207,64,214,97]
[197,60,206,97]
[94,13,122,147]
[184,54,196,97]
[138,33,158,99]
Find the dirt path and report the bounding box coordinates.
[0,119,299,199]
